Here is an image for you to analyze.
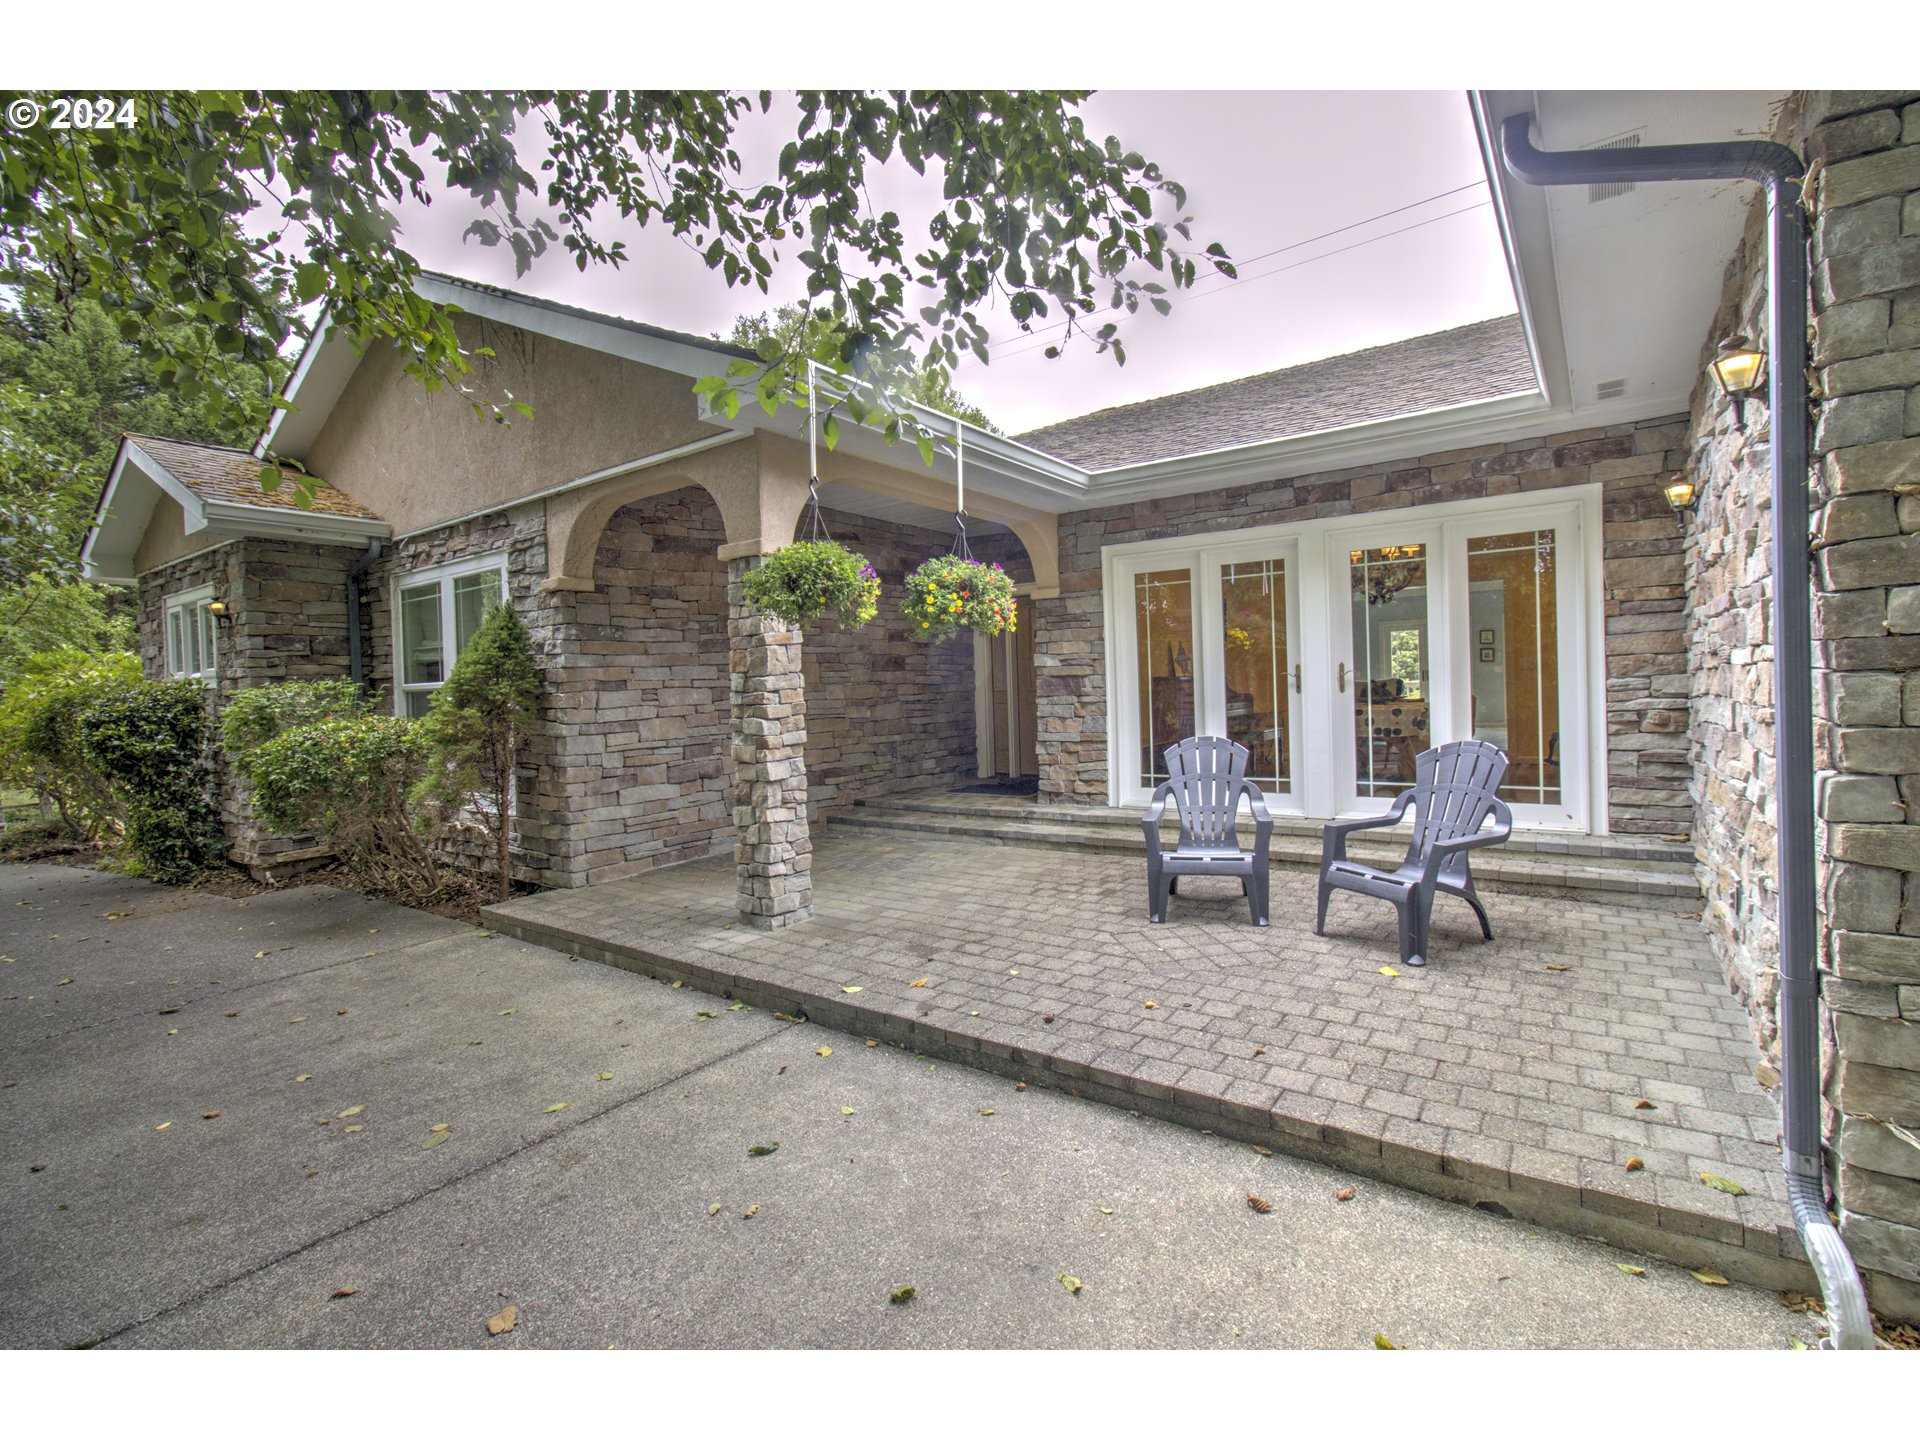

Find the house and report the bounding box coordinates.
[80,88,1920,1316]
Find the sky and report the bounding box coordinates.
[388,91,1517,436]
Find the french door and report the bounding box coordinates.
[1110,494,1594,831]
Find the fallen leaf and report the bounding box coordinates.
[1143,1001,1158,1010]
[1015,1083,1028,1092]
[1788,1337,1809,1350]
[166,1029,178,1036]
[670,981,683,989]
[816,1046,832,1058]
[295,1075,312,1083]
[1335,1187,1356,1202]
[57,978,74,987]
[1634,1100,1656,1110]
[469,1040,484,1046]
[773,1012,805,1024]
[544,1103,567,1114]
[154,1121,171,1131]
[1777,1291,1825,1314]
[980,1108,995,1116]
[841,985,864,994]
[428,1123,450,1133]
[1700,1172,1748,1196]
[224,1011,239,1018]
[1251,1145,1273,1157]
[748,1143,779,1157]
[889,1285,917,1305]
[841,1107,856,1116]
[201,1110,221,1120]
[1373,1334,1398,1350]
[1058,1273,1083,1295]
[1545,963,1574,972]
[597,1071,614,1081]
[315,1117,330,1126]
[1253,1047,1266,1056]
[337,1106,364,1118]
[742,1204,760,1219]
[1247,1194,1272,1214]
[1624,1157,1645,1173]
[421,1131,449,1149]
[707,1202,723,1216]
[486,1304,518,1337]
[865,1039,879,1047]
[290,1016,308,1024]
[1378,967,1399,978]
[728,1001,746,1011]
[1616,1263,1647,1276]
[254,951,268,959]
[499,1009,517,1016]
[1099,1207,1114,1215]
[336,1009,348,1016]
[1042,1014,1056,1023]
[344,1125,364,1133]
[1690,1267,1730,1286]
[909,978,929,988]
[330,1287,358,1300]
[695,1011,717,1021]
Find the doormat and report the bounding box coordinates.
[957,776,1040,796]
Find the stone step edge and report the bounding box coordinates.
[856,794,1696,865]
[480,900,1813,1298]
[829,811,1703,900]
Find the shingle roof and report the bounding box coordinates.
[424,271,757,362]
[1013,315,1536,471]
[126,434,383,520]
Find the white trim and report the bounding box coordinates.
[163,584,219,685]
[1101,486,1606,833]
[391,551,509,716]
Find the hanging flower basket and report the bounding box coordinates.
[903,554,1017,643]
[740,540,881,630]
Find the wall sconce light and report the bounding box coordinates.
[1708,335,1768,430]
[206,600,232,625]
[1662,476,1699,516]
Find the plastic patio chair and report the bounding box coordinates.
[1142,736,1272,927]
[1315,739,1513,968]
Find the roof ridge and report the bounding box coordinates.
[1015,314,1525,441]
[123,431,258,457]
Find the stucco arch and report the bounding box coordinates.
[543,436,812,591]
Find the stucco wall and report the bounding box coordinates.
[301,313,729,536]
[1030,419,1694,836]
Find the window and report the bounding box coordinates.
[394,555,506,717]
[164,586,218,683]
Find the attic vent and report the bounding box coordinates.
[1585,132,1643,203]
[1595,378,1629,401]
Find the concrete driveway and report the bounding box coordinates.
[0,862,1821,1349]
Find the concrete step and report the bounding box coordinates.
[834,799,1701,903]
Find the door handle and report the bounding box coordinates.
[1337,662,1347,693]
[1292,663,1302,694]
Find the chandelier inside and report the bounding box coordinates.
[1350,544,1426,607]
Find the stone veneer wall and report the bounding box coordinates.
[1682,90,1920,1318]
[1033,420,1696,835]
[137,538,363,870]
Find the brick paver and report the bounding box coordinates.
[486,829,1809,1290]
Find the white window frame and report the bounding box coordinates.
[391,552,508,717]
[1100,485,1607,834]
[163,584,218,685]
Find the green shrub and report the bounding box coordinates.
[739,540,880,629]
[220,679,368,759]
[902,555,1017,643]
[78,679,225,882]
[0,648,141,839]
[415,601,542,901]
[247,713,440,895]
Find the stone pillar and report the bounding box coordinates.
[728,556,813,928]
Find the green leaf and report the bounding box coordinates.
[544,1102,568,1114]
[747,1143,779,1157]
[1699,1173,1747,1196]
[1058,1273,1083,1295]
[421,1130,449,1150]
[889,1285,917,1305]
[1689,1267,1729,1286]
[1373,1334,1398,1350]
[822,415,841,451]
[1615,1263,1646,1276]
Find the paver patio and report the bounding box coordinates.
[485,827,1815,1292]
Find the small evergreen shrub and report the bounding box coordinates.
[246,714,441,895]
[902,555,1017,643]
[739,541,880,629]
[77,679,226,882]
[220,679,368,758]
[415,601,543,901]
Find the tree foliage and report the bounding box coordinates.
[415,601,542,901]
[0,647,140,839]
[0,90,1229,487]
[75,677,226,880]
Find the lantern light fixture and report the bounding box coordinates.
[1662,476,1699,516]
[1708,335,1767,431]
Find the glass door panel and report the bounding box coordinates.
[1134,568,1195,789]
[1467,529,1562,806]
[1348,543,1431,799]
[1220,557,1293,795]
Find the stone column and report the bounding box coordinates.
[728,556,813,928]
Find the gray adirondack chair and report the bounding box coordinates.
[1315,739,1512,968]
[1142,737,1272,926]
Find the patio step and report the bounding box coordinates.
[836,795,1701,902]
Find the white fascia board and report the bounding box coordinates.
[1470,90,1571,411]
[260,312,364,461]
[197,501,391,544]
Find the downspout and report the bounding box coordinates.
[347,537,382,696]
[1499,111,1875,1350]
